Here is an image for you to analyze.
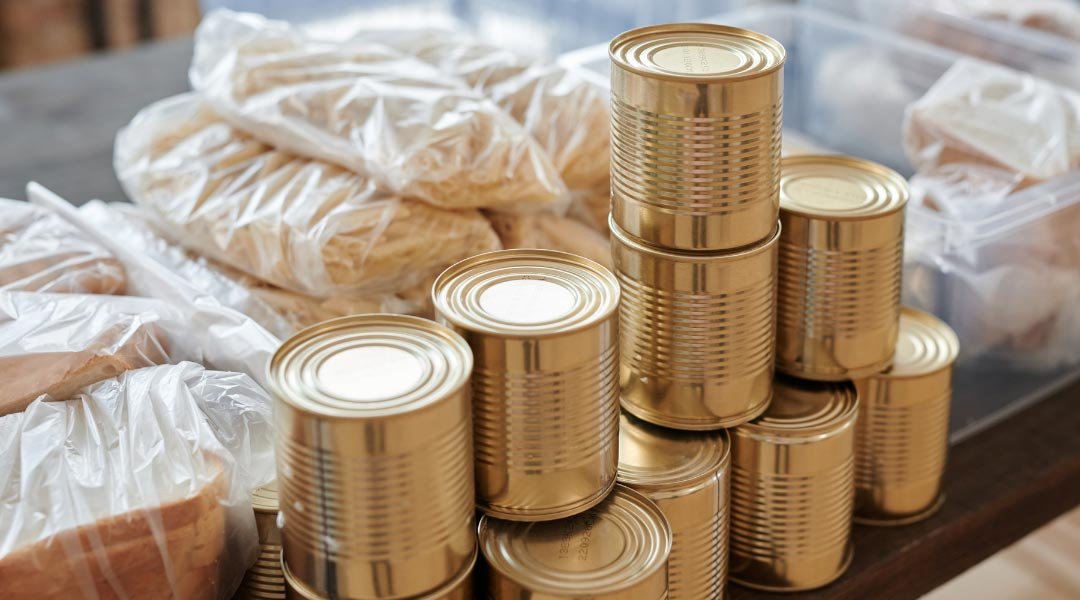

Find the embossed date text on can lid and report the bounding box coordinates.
[885,307,960,378]
[479,485,671,597]
[433,249,619,336]
[737,376,859,441]
[267,314,472,419]
[610,23,785,81]
[780,155,909,220]
[617,412,730,491]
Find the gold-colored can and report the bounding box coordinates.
[433,249,621,522]
[283,547,477,600]
[854,307,960,525]
[480,485,671,599]
[234,483,285,600]
[611,217,779,430]
[776,155,908,380]
[617,412,731,600]
[729,375,858,592]
[269,315,476,600]
[609,23,785,251]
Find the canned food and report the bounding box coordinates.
[235,483,286,600]
[617,412,730,600]
[480,485,671,599]
[729,375,858,592]
[269,315,475,600]
[854,307,960,525]
[283,547,477,600]
[433,249,621,521]
[776,155,908,380]
[609,23,785,251]
[611,217,779,430]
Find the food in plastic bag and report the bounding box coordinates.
[28,184,281,389]
[190,10,568,213]
[367,27,610,190]
[927,0,1080,42]
[905,59,1080,186]
[486,212,613,270]
[0,362,275,600]
[114,94,502,297]
[0,198,125,295]
[0,291,173,416]
[565,184,610,233]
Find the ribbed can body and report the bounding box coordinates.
[611,219,779,430]
[434,250,621,521]
[609,24,785,251]
[283,548,476,600]
[235,486,285,600]
[729,378,858,592]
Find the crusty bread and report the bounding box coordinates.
[0,316,169,416]
[0,462,226,600]
[487,212,613,270]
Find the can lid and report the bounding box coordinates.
[267,314,472,419]
[885,307,960,378]
[780,155,908,220]
[617,412,729,491]
[479,485,671,595]
[433,249,619,337]
[610,23,785,82]
[251,481,279,513]
[737,376,858,442]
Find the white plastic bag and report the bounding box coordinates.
[190,10,568,213]
[0,362,275,600]
[367,27,610,191]
[114,94,502,297]
[0,198,125,295]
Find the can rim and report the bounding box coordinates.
[735,376,859,442]
[779,154,909,221]
[617,412,731,491]
[251,481,278,513]
[432,249,619,339]
[872,307,960,380]
[610,22,786,83]
[267,314,472,419]
[609,215,781,261]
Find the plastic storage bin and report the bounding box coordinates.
[559,5,1080,440]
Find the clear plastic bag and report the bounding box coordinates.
[366,27,610,191]
[926,0,1080,41]
[114,94,502,297]
[0,198,126,295]
[190,9,568,213]
[565,184,611,233]
[0,362,275,600]
[486,212,613,270]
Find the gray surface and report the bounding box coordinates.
[0,40,192,204]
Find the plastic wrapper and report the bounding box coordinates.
[0,198,126,295]
[190,10,568,213]
[486,212,613,270]
[0,362,275,599]
[925,0,1080,41]
[28,183,281,388]
[115,94,501,297]
[80,202,432,338]
[367,27,610,190]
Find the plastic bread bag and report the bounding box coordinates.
[566,184,610,233]
[0,198,126,295]
[28,183,281,388]
[114,94,502,297]
[364,27,610,191]
[486,212,613,270]
[0,362,275,600]
[190,10,568,214]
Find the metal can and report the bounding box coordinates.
[611,217,779,430]
[617,412,730,600]
[729,375,858,592]
[269,315,475,600]
[235,483,286,600]
[854,307,960,525]
[609,23,785,251]
[433,249,621,522]
[776,154,908,381]
[480,485,671,599]
[283,548,477,600]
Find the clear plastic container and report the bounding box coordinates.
[559,5,1080,440]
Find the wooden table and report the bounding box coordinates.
[1,41,1078,600]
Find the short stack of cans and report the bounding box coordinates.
[244,22,962,600]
